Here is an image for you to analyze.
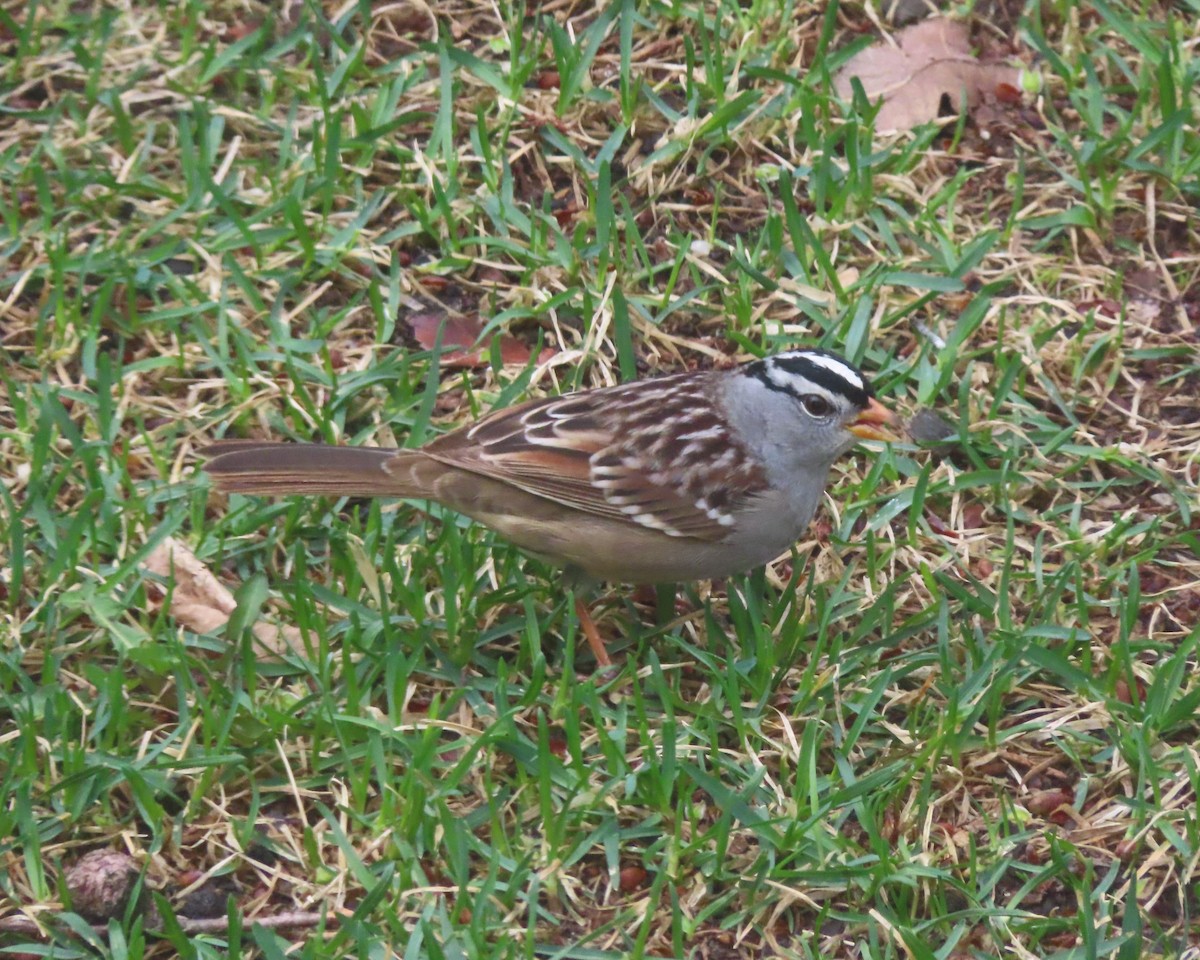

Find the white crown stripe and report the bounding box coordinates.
[800,353,865,390]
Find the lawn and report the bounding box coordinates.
[2,0,1199,956]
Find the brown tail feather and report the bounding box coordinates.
[202,441,421,497]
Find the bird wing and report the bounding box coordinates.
[421,376,768,542]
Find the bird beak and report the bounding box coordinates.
[848,398,899,442]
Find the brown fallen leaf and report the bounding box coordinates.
[1123,266,1169,328]
[925,510,958,539]
[618,866,648,892]
[143,537,303,659]
[1025,788,1074,817]
[833,19,1019,134]
[407,310,555,369]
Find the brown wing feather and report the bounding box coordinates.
[421,374,769,542]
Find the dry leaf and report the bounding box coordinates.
[834,19,1019,134]
[407,310,556,369]
[143,536,303,659]
[618,866,648,892]
[1124,266,1168,327]
[1025,788,1074,817]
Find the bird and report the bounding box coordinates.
[202,348,897,668]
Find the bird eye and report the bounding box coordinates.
[800,395,834,418]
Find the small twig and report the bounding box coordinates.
[177,911,337,934]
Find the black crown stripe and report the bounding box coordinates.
[746,353,872,409]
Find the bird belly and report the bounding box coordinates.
[425,472,817,585]
[479,512,805,584]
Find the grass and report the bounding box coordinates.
[2,0,1199,956]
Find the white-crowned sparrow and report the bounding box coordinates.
[203,348,896,666]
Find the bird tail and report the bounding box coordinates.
[201,441,423,498]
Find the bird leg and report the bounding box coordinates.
[574,596,613,669]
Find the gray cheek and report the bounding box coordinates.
[720,376,845,472]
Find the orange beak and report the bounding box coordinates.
[847,397,899,442]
